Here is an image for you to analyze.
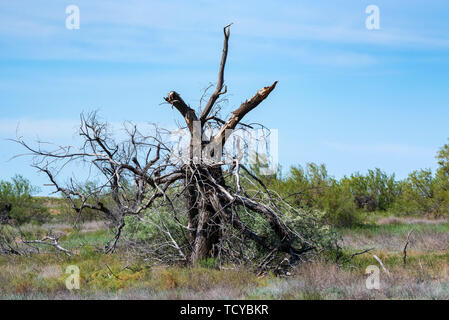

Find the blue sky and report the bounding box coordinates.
[1,0,449,195]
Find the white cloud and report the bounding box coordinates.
[1,0,448,67]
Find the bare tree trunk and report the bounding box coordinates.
[188,166,224,264]
[190,204,215,263]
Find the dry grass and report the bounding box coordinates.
[377,216,448,225]
[341,230,449,252]
[0,251,270,299]
[2,249,449,300]
[40,265,62,279]
[2,217,449,300]
[247,258,449,299]
[340,220,449,253]
[39,220,108,234]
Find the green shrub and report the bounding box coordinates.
[0,175,49,224]
[393,168,449,217]
[321,181,361,227]
[342,168,399,212]
[197,257,219,269]
[271,163,360,227]
[390,140,449,217]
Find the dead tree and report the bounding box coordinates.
[23,235,72,256]
[16,25,336,266]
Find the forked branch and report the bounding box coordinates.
[200,23,232,122]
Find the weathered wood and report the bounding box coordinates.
[403,229,414,266]
[200,24,232,123]
[164,91,198,132]
[212,81,278,149]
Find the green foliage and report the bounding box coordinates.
[321,181,361,227]
[235,162,342,251]
[124,206,187,243]
[393,168,449,216]
[267,163,360,227]
[437,140,449,175]
[342,168,399,212]
[197,257,219,269]
[262,137,449,223]
[122,206,190,262]
[0,175,49,224]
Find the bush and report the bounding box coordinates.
[437,140,449,175]
[390,143,449,217]
[342,168,399,212]
[0,175,49,224]
[321,181,361,227]
[393,168,449,217]
[271,163,360,227]
[197,257,219,269]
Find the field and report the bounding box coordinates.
[2,211,449,300]
[2,0,449,306]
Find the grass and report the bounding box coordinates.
[59,229,111,250]
[2,216,449,299]
[247,258,449,299]
[339,219,449,253]
[0,247,273,299]
[4,251,449,299]
[340,222,449,237]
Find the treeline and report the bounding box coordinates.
[257,140,449,226]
